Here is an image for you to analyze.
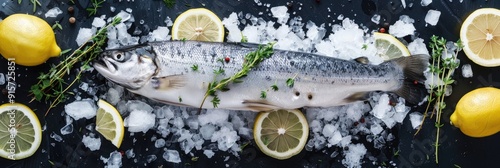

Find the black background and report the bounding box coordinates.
[1,0,500,167]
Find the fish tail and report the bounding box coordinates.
[390,54,430,104]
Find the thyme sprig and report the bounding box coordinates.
[414,35,462,164]
[198,42,275,110]
[86,0,106,16]
[29,17,122,116]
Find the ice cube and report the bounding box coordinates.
[462,64,473,78]
[328,131,342,146]
[91,17,106,28]
[105,87,122,105]
[75,28,94,46]
[0,73,5,85]
[124,110,156,133]
[370,123,383,135]
[155,138,166,148]
[60,124,73,135]
[270,6,289,25]
[146,155,157,163]
[322,124,337,137]
[421,0,432,6]
[82,135,101,151]
[204,150,215,158]
[163,150,181,163]
[115,10,131,22]
[150,26,170,41]
[222,13,242,42]
[371,14,381,24]
[65,99,97,120]
[107,151,122,167]
[200,124,216,140]
[371,94,391,119]
[50,132,63,142]
[211,127,240,151]
[342,143,367,168]
[408,38,430,55]
[125,149,135,159]
[126,100,153,113]
[409,112,423,129]
[45,7,62,18]
[389,16,416,38]
[425,10,441,26]
[198,110,229,126]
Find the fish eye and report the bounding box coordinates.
[114,52,125,61]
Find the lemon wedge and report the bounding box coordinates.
[374,32,411,60]
[96,99,124,148]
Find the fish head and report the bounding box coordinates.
[95,45,157,90]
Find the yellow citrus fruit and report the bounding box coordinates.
[0,103,42,160]
[374,32,411,60]
[95,99,124,148]
[0,14,61,66]
[253,109,309,160]
[460,8,500,67]
[171,8,224,42]
[450,87,500,137]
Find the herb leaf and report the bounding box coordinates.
[286,78,294,87]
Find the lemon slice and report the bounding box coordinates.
[374,32,411,60]
[96,99,124,148]
[0,103,42,160]
[253,109,309,160]
[171,8,224,42]
[460,8,500,67]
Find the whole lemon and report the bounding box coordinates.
[0,14,61,66]
[450,87,500,137]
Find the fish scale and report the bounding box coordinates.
[95,41,428,111]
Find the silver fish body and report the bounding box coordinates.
[94,41,428,111]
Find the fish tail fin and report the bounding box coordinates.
[390,54,430,104]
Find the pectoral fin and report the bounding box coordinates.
[354,57,370,64]
[151,75,187,90]
[242,100,281,112]
[343,92,370,103]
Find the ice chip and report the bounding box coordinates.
[425,10,441,26]
[371,14,380,24]
[50,132,63,142]
[342,143,367,168]
[60,124,73,135]
[200,124,216,140]
[125,149,135,159]
[421,0,432,6]
[82,135,101,151]
[409,112,423,129]
[462,64,473,78]
[204,150,215,158]
[75,28,95,46]
[389,16,416,38]
[126,100,153,113]
[0,73,4,85]
[146,155,157,163]
[150,26,170,41]
[124,110,156,133]
[198,110,229,126]
[92,17,106,28]
[107,151,123,167]
[65,99,97,120]
[45,7,63,18]
[163,150,181,163]
[155,138,166,148]
[270,6,289,24]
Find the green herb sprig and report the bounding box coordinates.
[198,42,275,110]
[86,0,105,16]
[18,0,41,12]
[29,17,122,116]
[163,0,176,8]
[414,35,462,164]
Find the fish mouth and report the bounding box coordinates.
[94,57,118,74]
